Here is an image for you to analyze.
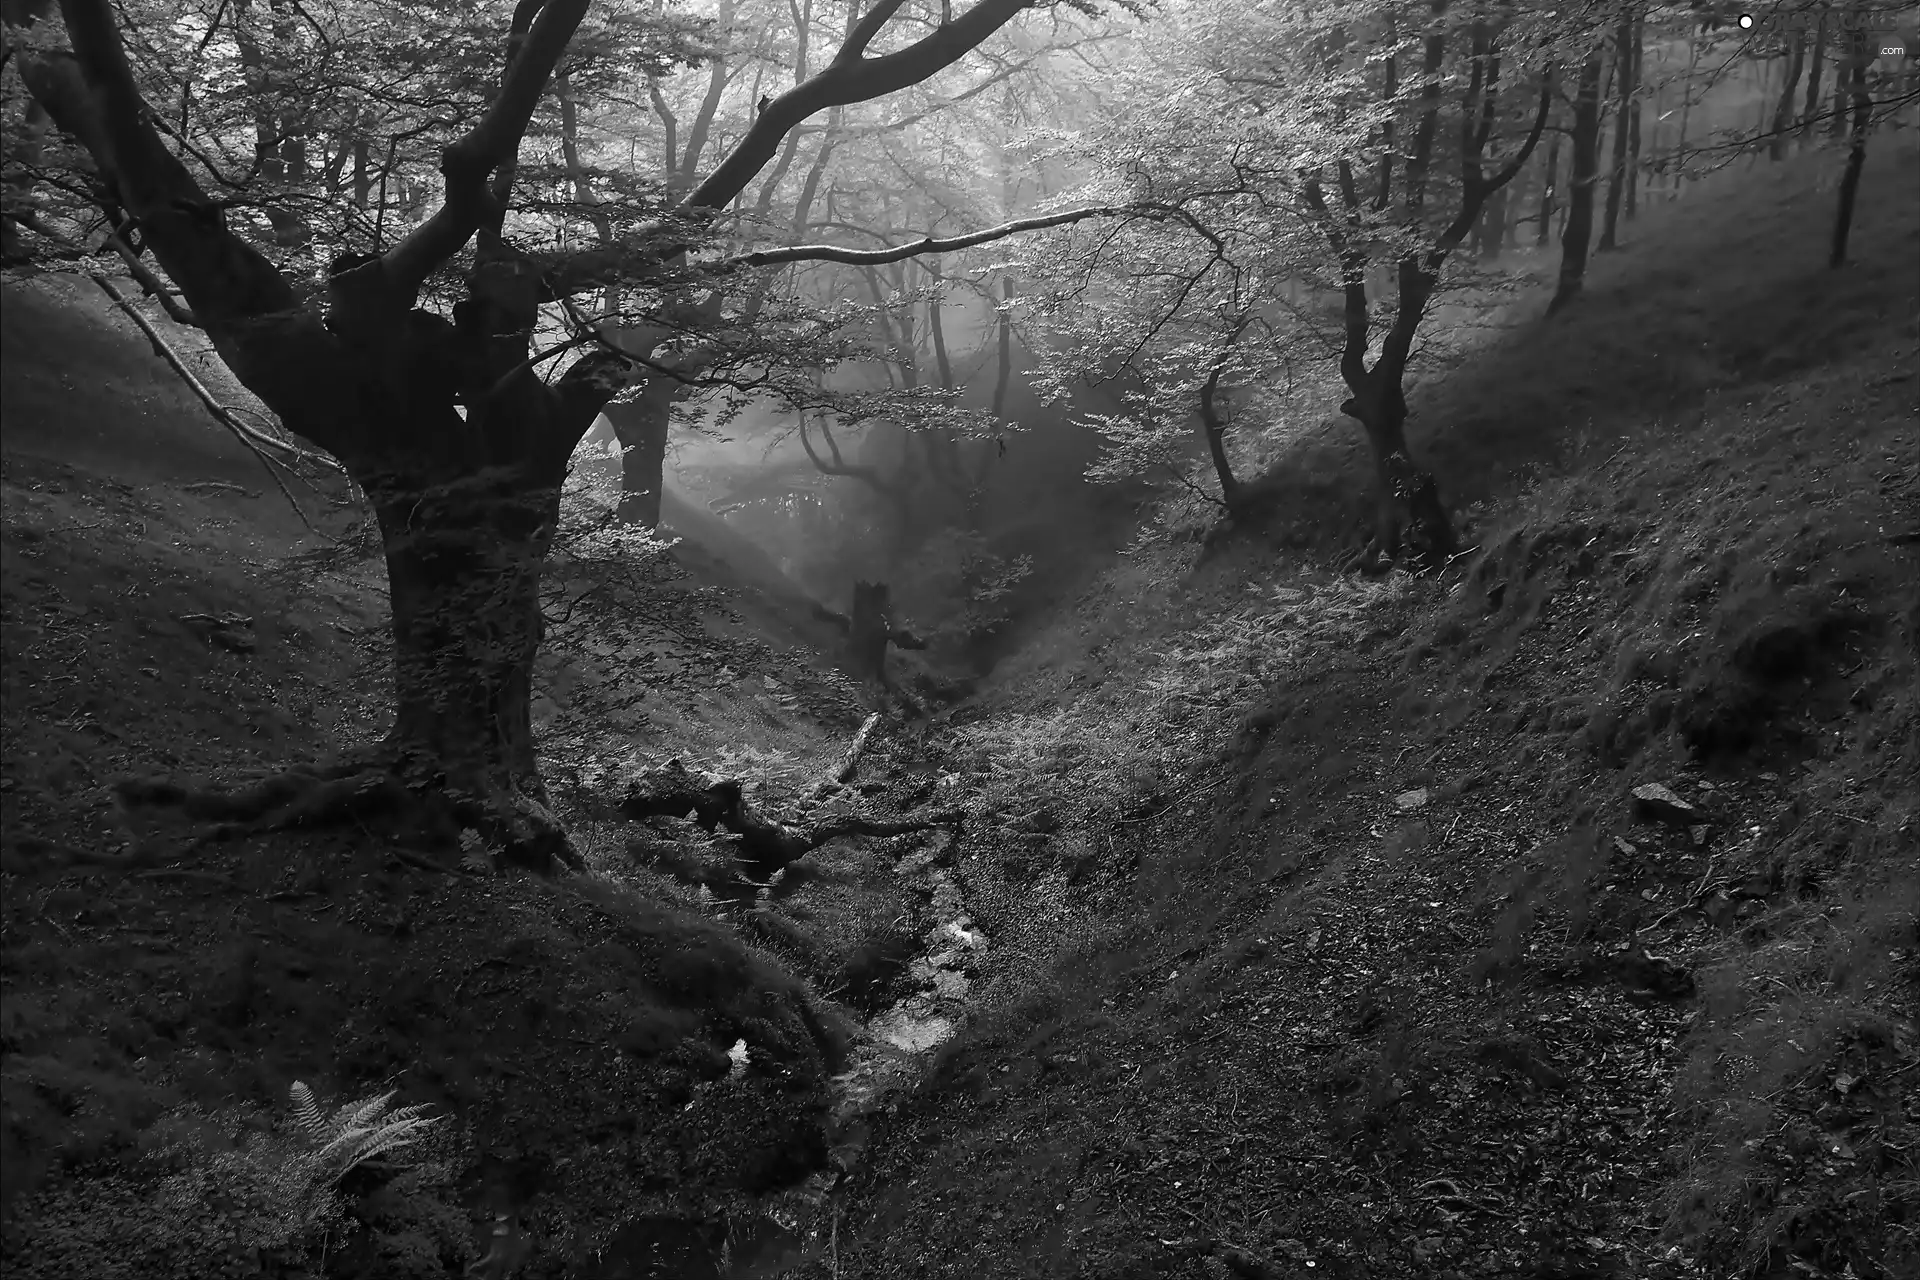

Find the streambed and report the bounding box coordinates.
[597,829,991,1278]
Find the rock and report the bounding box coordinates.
[1613,836,1638,856]
[1395,787,1431,812]
[1690,824,1711,847]
[1631,782,1698,825]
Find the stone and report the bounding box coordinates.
[1395,787,1431,812]
[1631,782,1698,825]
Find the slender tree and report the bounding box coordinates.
[1599,4,1637,250]
[1803,13,1829,138]
[1770,29,1808,160]
[1625,7,1643,216]
[1536,127,1560,245]
[1549,44,1605,313]
[1829,29,1874,266]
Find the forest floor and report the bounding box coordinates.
[817,145,1920,1280]
[1,142,1916,1280]
[0,275,910,1278]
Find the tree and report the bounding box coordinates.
[1598,3,1638,249]
[1547,43,1604,315]
[1828,29,1874,267]
[7,0,1122,869]
[1043,0,1557,566]
[1768,27,1807,161]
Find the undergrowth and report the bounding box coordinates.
[952,568,1420,819]
[5,1081,468,1280]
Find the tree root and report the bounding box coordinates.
[620,758,965,880]
[100,753,583,875]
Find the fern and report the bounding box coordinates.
[287,1080,443,1183]
[289,1079,328,1140]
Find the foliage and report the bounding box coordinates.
[895,527,1034,652]
[1025,0,1569,508]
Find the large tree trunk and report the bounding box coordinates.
[1479,180,1509,259]
[1550,50,1607,315]
[364,460,570,862]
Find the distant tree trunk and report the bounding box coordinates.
[601,376,679,528]
[1199,318,1249,511]
[1771,32,1808,160]
[815,582,925,702]
[1675,37,1700,195]
[991,276,1016,420]
[232,0,310,247]
[1828,48,1851,138]
[1830,33,1874,267]
[1537,133,1560,246]
[1550,49,1607,314]
[1626,11,1644,218]
[1803,15,1829,139]
[351,136,372,209]
[1600,8,1637,250]
[1480,180,1509,258]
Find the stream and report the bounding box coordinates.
[597,830,989,1278]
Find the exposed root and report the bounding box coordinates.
[458,785,584,875]
[98,752,583,875]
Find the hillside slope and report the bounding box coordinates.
[824,145,1920,1280]
[0,273,887,1277]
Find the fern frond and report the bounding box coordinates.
[327,1090,398,1138]
[288,1081,329,1140]
[336,1114,442,1172]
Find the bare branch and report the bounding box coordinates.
[381,0,591,301]
[713,204,1134,272]
[687,0,1032,212]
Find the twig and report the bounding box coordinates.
[389,847,472,876]
[90,275,340,542]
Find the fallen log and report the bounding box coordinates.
[809,712,883,798]
[621,758,963,877]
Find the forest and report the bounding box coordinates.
[1,0,1916,1277]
